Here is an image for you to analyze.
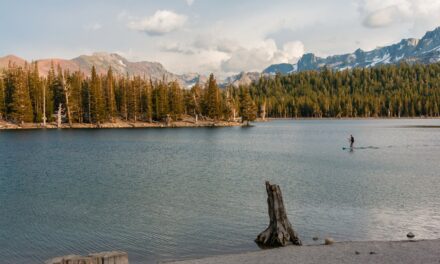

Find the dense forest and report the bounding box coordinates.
[0,62,256,125]
[250,63,440,118]
[1,61,440,126]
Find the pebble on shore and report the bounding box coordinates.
[324,238,334,245]
[407,232,415,239]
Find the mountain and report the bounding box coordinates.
[0,52,258,88]
[263,63,296,75]
[0,55,26,69]
[4,26,440,88]
[222,71,261,87]
[264,27,440,74]
[0,52,203,88]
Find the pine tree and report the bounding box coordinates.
[45,62,56,121]
[51,64,65,115]
[66,71,83,123]
[154,80,169,120]
[89,66,105,123]
[8,66,33,123]
[143,79,153,122]
[105,67,117,122]
[240,87,257,126]
[127,76,140,122]
[81,80,91,122]
[27,62,43,122]
[118,75,129,121]
[205,74,221,120]
[169,81,184,120]
[0,76,6,120]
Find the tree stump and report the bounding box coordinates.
[255,181,302,247]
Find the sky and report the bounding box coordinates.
[1,0,440,77]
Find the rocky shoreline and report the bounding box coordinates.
[0,120,242,130]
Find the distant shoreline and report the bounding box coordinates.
[2,117,439,130]
[0,120,242,130]
[265,117,440,121]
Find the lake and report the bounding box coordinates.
[1,119,440,264]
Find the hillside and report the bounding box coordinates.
[0,52,202,88]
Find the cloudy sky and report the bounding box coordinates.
[1,0,440,76]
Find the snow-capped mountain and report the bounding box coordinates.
[264,27,440,74]
[221,72,261,87]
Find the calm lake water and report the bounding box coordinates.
[1,119,440,263]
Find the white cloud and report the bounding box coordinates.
[185,0,195,6]
[282,41,305,62]
[359,0,440,28]
[363,5,403,27]
[128,10,187,36]
[117,1,440,75]
[84,23,102,31]
[193,34,240,53]
[221,39,304,73]
[160,43,195,55]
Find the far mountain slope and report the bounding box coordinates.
[264,27,440,74]
[0,52,204,88]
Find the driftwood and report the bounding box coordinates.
[255,181,302,247]
[45,251,128,264]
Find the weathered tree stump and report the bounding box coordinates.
[255,181,302,247]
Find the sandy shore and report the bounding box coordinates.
[165,239,440,264]
[0,120,241,130]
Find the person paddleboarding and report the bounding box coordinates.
[349,134,355,149]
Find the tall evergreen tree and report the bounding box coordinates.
[89,66,105,123]
[169,81,184,120]
[105,67,117,122]
[66,71,83,123]
[240,87,257,125]
[154,80,169,120]
[205,73,222,120]
[44,62,56,121]
[8,66,33,123]
[0,76,5,120]
[142,79,153,122]
[27,62,44,122]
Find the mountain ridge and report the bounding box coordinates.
[0,52,203,88]
[264,27,440,74]
[3,27,440,87]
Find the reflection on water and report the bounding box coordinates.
[1,119,440,264]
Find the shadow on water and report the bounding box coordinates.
[343,144,440,151]
[397,125,440,128]
[342,146,380,150]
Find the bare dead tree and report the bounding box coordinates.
[62,75,72,127]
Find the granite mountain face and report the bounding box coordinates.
[264,27,440,74]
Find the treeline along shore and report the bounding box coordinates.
[1,61,440,129]
[0,62,257,129]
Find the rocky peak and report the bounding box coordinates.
[263,26,440,74]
